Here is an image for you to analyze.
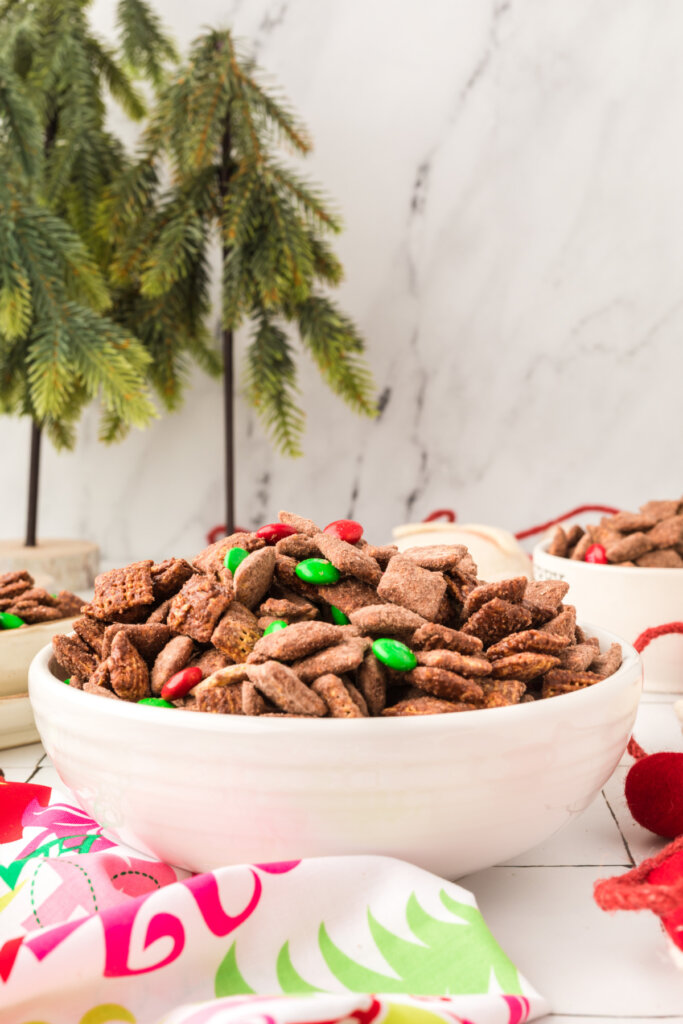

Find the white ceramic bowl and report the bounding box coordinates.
[29,627,641,879]
[534,539,683,693]
[0,618,78,698]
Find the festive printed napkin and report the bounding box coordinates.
[0,779,548,1024]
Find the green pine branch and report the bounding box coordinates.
[116,0,177,86]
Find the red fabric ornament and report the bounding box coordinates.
[595,835,683,955]
[625,751,683,839]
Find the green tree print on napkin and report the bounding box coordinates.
[318,891,522,995]
[214,889,521,998]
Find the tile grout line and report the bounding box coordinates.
[601,788,636,867]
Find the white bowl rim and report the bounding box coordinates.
[30,622,642,734]
[533,537,683,574]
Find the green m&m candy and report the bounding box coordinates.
[224,546,249,574]
[264,619,288,635]
[295,558,340,586]
[138,697,175,708]
[64,677,71,686]
[0,611,25,630]
[372,637,417,672]
[330,605,350,625]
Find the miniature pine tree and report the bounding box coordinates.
[0,0,199,545]
[105,28,376,533]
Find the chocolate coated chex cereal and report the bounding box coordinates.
[640,499,679,520]
[363,544,398,568]
[548,528,569,557]
[541,668,602,696]
[569,533,593,560]
[53,590,84,618]
[191,648,231,677]
[461,577,527,620]
[233,547,276,609]
[462,598,532,646]
[383,697,476,716]
[168,574,233,642]
[151,635,195,694]
[246,660,327,716]
[609,511,657,532]
[606,532,655,563]
[589,642,622,678]
[278,509,320,536]
[315,578,379,614]
[312,674,363,718]
[250,620,341,663]
[524,580,569,612]
[211,603,261,662]
[402,545,469,572]
[258,594,319,621]
[345,680,369,716]
[415,649,491,676]
[151,558,194,600]
[12,603,63,623]
[193,533,264,576]
[636,548,683,567]
[52,634,98,679]
[242,679,268,715]
[275,534,322,560]
[489,652,560,681]
[316,531,382,586]
[349,603,425,636]
[293,638,371,683]
[648,515,683,548]
[558,644,599,672]
[91,561,155,619]
[540,605,577,639]
[357,653,387,715]
[408,666,484,703]
[482,680,526,707]
[84,677,120,699]
[195,680,243,714]
[487,629,571,659]
[412,621,484,654]
[109,631,150,701]
[102,622,173,661]
[376,555,447,621]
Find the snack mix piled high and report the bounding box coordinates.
[52,511,623,717]
[549,498,683,567]
[0,572,82,630]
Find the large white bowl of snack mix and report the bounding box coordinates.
[29,510,642,877]
[534,498,683,692]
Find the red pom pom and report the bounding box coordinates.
[625,752,683,839]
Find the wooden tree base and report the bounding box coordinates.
[0,538,100,592]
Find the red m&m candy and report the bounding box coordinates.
[161,666,203,701]
[585,544,608,564]
[256,523,297,544]
[324,519,363,544]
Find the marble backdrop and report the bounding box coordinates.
[2,0,682,565]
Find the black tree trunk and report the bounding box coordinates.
[219,113,235,535]
[25,421,42,547]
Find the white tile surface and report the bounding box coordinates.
[461,865,683,1017]
[0,742,44,769]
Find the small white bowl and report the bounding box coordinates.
[0,617,77,698]
[534,540,683,693]
[29,627,641,878]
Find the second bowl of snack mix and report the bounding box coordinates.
[30,510,642,876]
[534,497,683,692]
